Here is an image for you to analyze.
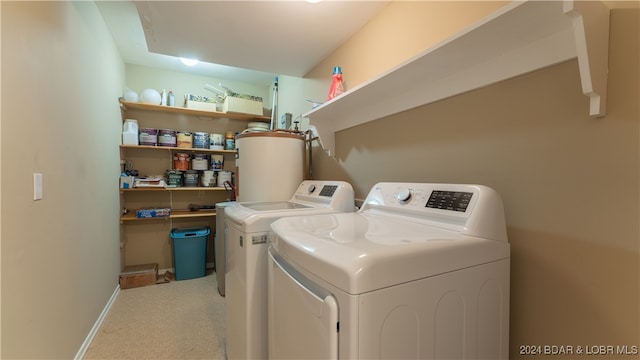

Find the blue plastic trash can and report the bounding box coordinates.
[170,227,210,280]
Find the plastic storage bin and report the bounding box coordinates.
[170,227,210,280]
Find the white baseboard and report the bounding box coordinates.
[74,284,120,360]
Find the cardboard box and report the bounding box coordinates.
[223,96,263,116]
[119,263,158,289]
[185,99,217,112]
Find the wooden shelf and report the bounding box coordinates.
[305,0,610,156]
[120,144,236,154]
[120,187,228,192]
[119,97,231,268]
[120,100,270,122]
[121,209,216,222]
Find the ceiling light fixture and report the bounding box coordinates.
[180,57,199,66]
[306,0,322,3]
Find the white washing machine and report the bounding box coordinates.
[268,182,511,360]
[224,180,355,360]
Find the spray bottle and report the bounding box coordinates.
[327,66,344,101]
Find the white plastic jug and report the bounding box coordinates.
[122,119,139,145]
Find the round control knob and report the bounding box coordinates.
[397,189,412,203]
[308,184,316,194]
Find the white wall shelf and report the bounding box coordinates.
[305,0,610,156]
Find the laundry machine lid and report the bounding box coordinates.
[270,212,510,295]
[224,180,355,233]
[241,201,311,211]
[225,202,343,233]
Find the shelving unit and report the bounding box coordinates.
[119,145,232,222]
[305,0,610,156]
[119,99,265,269]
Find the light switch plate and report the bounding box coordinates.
[34,173,43,200]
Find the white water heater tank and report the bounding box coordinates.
[235,131,305,202]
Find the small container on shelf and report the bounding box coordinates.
[225,131,235,150]
[193,132,209,149]
[210,154,224,170]
[158,129,177,147]
[177,132,193,148]
[166,170,183,187]
[209,133,224,150]
[139,128,158,146]
[191,154,208,170]
[174,153,190,171]
[201,170,216,187]
[122,119,139,145]
[327,66,344,101]
[183,170,199,187]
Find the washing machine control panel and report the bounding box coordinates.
[371,184,478,212]
[362,182,507,242]
[396,187,472,212]
[425,190,473,212]
[290,180,355,212]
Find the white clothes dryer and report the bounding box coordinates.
[268,182,511,360]
[224,180,355,360]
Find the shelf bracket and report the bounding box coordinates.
[564,0,610,117]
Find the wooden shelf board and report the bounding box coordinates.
[120,144,236,154]
[120,187,227,192]
[120,100,270,121]
[121,209,216,221]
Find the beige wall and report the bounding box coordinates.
[306,1,505,86]
[1,2,124,358]
[124,64,272,112]
[307,2,639,358]
[1,1,637,358]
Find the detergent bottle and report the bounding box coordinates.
[122,119,139,145]
[327,66,344,101]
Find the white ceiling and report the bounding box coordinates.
[97,1,389,86]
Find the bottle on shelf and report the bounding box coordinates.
[225,131,235,150]
[161,89,167,106]
[327,66,344,101]
[122,119,139,145]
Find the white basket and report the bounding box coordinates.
[222,96,263,116]
[185,99,217,112]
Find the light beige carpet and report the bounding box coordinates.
[84,272,226,359]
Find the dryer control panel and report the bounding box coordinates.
[361,182,508,242]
